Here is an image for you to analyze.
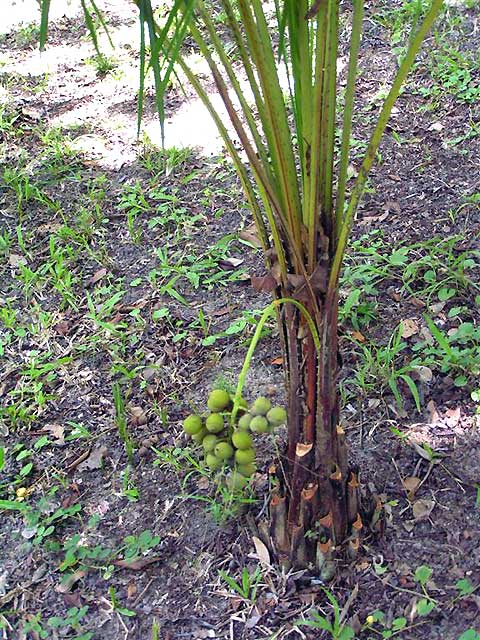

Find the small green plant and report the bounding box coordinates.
[219,566,262,602]
[88,53,118,76]
[414,317,480,387]
[458,630,480,640]
[113,382,134,463]
[350,324,421,412]
[122,529,160,560]
[117,181,149,243]
[296,588,355,640]
[108,586,136,618]
[14,22,40,47]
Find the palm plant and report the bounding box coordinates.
[40,0,443,571]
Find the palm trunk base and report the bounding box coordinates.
[268,464,383,574]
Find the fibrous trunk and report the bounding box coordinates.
[270,295,366,575]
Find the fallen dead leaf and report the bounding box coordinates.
[413,365,433,383]
[87,267,107,287]
[251,273,277,293]
[271,357,283,366]
[251,536,271,567]
[41,423,65,443]
[401,318,419,338]
[239,227,262,248]
[402,476,421,501]
[113,556,162,570]
[129,406,148,426]
[8,253,27,267]
[55,570,86,594]
[351,330,366,343]
[412,499,435,521]
[77,446,108,472]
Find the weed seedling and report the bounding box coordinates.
[113,382,134,463]
[296,588,355,640]
[219,566,262,603]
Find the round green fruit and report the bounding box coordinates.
[237,413,252,430]
[250,415,269,434]
[251,396,272,416]
[183,414,203,435]
[202,434,218,452]
[236,462,256,477]
[214,441,234,460]
[232,431,253,450]
[206,413,224,433]
[227,471,247,491]
[192,428,207,444]
[266,406,287,427]
[235,447,255,465]
[205,453,222,470]
[207,389,231,412]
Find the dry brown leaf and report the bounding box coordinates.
[239,228,262,248]
[88,267,107,286]
[402,476,421,501]
[77,446,108,472]
[351,330,366,343]
[55,569,86,593]
[427,400,440,423]
[413,365,433,383]
[113,556,162,570]
[41,423,65,443]
[271,357,283,366]
[8,253,27,267]
[127,581,137,600]
[412,499,435,521]
[401,319,419,338]
[129,406,148,426]
[251,536,271,566]
[251,273,277,293]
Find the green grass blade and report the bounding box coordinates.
[399,374,421,412]
[424,314,453,355]
[0,499,28,512]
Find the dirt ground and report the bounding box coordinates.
[0,1,479,639]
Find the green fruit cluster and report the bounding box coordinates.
[182,389,287,491]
